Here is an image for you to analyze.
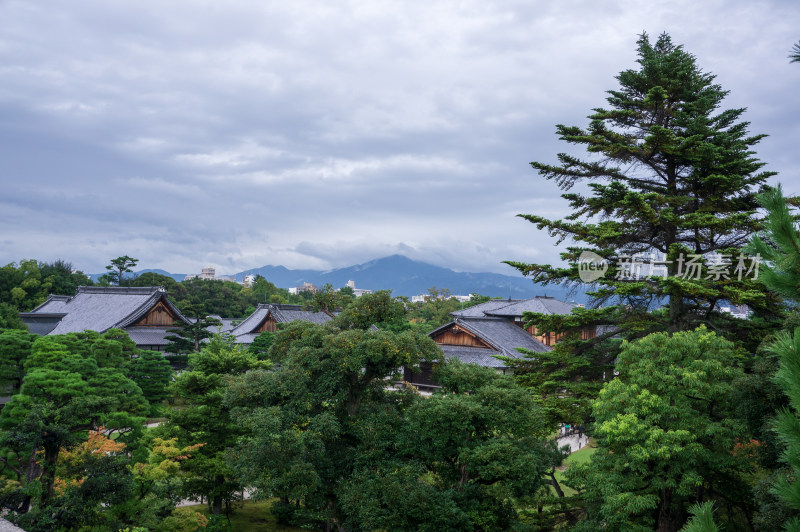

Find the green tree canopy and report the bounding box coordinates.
[568,327,751,531]
[507,32,777,337]
[104,256,138,287]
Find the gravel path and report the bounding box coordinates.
[556,433,590,454]
[0,518,24,532]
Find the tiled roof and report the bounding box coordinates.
[29,295,71,313]
[230,303,335,341]
[450,299,520,318]
[451,296,577,319]
[451,317,551,355]
[25,286,189,335]
[439,346,510,368]
[429,316,550,370]
[125,327,174,346]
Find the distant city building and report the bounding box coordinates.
[411,293,472,304]
[242,274,256,287]
[288,282,318,295]
[343,280,373,297]
[718,304,750,319]
[184,266,233,282]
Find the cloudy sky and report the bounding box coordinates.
[1,1,798,277]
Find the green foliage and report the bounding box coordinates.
[0,303,27,331]
[568,327,751,531]
[246,331,275,360]
[0,329,36,392]
[106,256,139,286]
[680,501,719,532]
[405,287,466,333]
[226,316,443,529]
[130,351,174,414]
[165,304,222,355]
[334,290,408,331]
[791,41,800,63]
[749,185,800,303]
[0,331,148,519]
[162,334,264,516]
[508,31,778,333]
[0,259,93,312]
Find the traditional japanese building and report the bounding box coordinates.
[20,286,191,351]
[405,296,594,389]
[229,303,335,344]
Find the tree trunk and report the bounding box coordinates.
[656,488,685,532]
[548,470,565,498]
[211,474,224,515]
[39,442,60,507]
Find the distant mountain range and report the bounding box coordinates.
[92,255,589,302]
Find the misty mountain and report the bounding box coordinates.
[235,255,587,302]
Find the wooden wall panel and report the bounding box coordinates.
[135,301,178,327]
[431,325,490,348]
[257,316,278,332]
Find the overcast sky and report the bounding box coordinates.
[1,1,798,277]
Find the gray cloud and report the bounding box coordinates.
[1,0,798,277]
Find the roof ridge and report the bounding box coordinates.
[76,286,163,295]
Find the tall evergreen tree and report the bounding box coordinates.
[748,186,800,529]
[505,33,781,407]
[508,32,775,334]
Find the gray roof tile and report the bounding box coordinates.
[230,304,335,342]
[428,316,550,369]
[25,286,189,335]
[451,296,577,319]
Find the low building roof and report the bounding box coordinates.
[451,296,577,319]
[230,303,335,339]
[21,286,189,335]
[429,316,550,369]
[439,345,515,368]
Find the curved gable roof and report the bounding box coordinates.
[430,317,550,357]
[230,303,335,337]
[43,286,188,335]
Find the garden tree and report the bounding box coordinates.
[504,32,782,423]
[0,259,92,313]
[129,271,179,290]
[104,255,138,286]
[567,328,752,532]
[246,330,275,360]
[0,302,26,330]
[0,260,56,312]
[335,289,409,331]
[764,331,800,531]
[173,278,249,317]
[129,351,174,415]
[245,274,284,305]
[0,329,36,392]
[23,428,135,531]
[37,260,92,298]
[406,287,463,332]
[110,436,205,529]
[163,334,267,516]
[507,32,775,333]
[791,41,800,63]
[312,283,342,315]
[338,284,356,300]
[225,292,442,530]
[680,502,719,532]
[338,361,553,531]
[0,332,148,518]
[165,304,222,354]
[746,185,800,529]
